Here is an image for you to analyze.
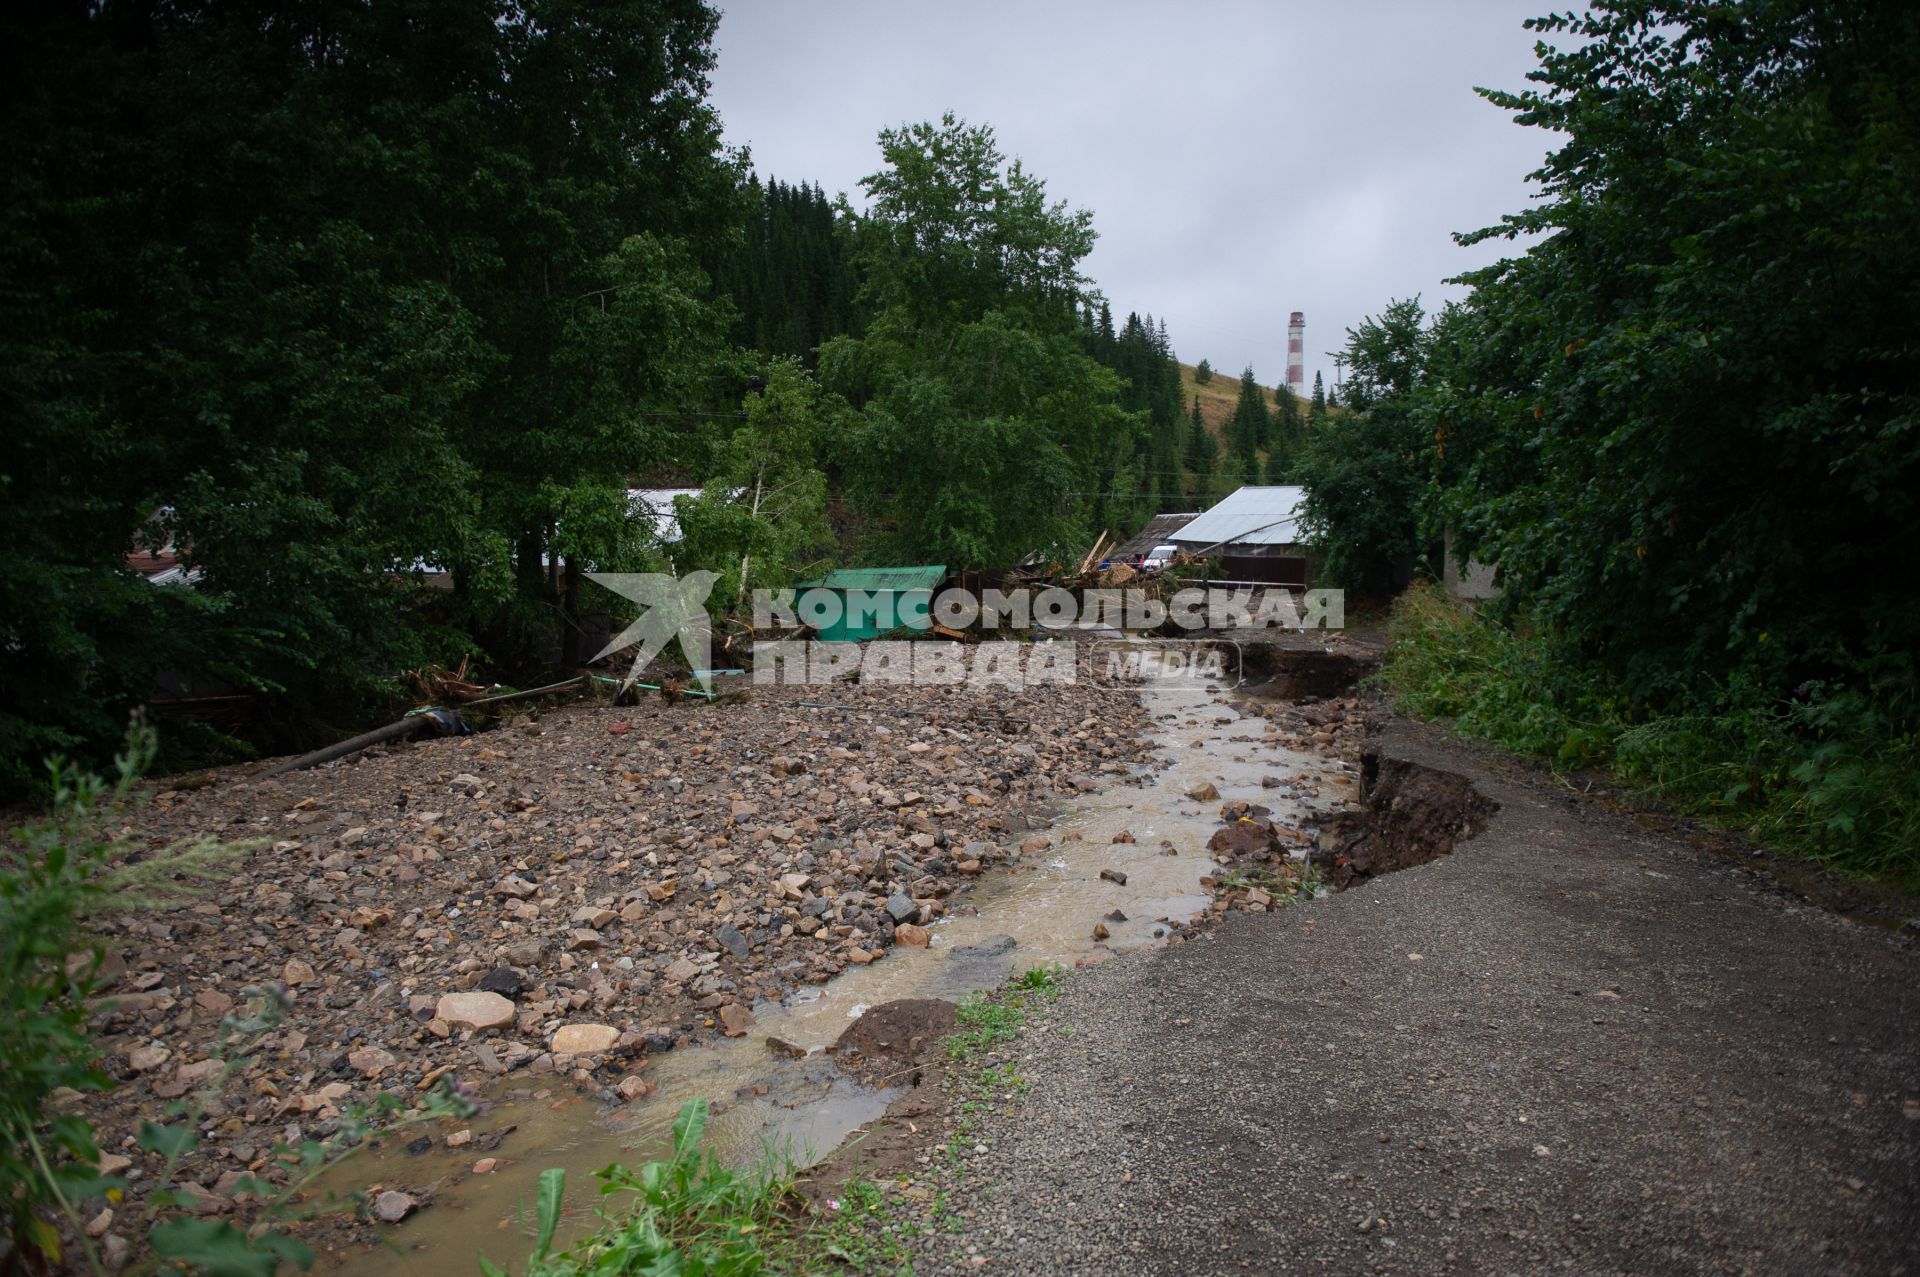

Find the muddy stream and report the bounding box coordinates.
[316,656,1355,1274]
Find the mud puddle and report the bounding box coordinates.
[316,655,1355,1274]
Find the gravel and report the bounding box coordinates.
[57,671,1151,1247]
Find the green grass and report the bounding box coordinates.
[1380,585,1920,881]
[935,966,1060,1174]
[945,963,1063,1061]
[808,1178,920,1276]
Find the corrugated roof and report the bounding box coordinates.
[802,565,948,592]
[1169,485,1307,548]
[1112,512,1200,562]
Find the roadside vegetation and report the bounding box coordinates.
[1381,588,1920,880]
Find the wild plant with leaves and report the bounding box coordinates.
[495,1100,793,1277]
[0,722,238,1267]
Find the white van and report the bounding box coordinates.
[1141,544,1178,569]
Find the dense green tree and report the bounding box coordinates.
[1194,359,1213,384]
[1296,300,1435,595]
[1435,0,1920,706]
[675,358,836,614]
[819,115,1135,568]
[1225,366,1268,481]
[709,176,859,363]
[0,0,745,790]
[1184,395,1219,506]
[1268,380,1306,479]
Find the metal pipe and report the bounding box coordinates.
[255,716,427,779]
[463,675,589,707]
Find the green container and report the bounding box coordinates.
[794,565,948,642]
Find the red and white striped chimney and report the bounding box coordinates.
[1286,311,1305,399]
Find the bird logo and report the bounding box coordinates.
[586,571,719,695]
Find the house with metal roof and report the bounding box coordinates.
[1168,485,1313,586]
[794,565,948,641]
[1111,511,1201,565]
[1170,486,1306,554]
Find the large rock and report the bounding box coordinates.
[371,1190,416,1224]
[714,924,749,961]
[884,892,917,923]
[347,1046,396,1075]
[551,1023,620,1055]
[435,991,515,1031]
[948,934,1017,961]
[1207,820,1277,858]
[476,968,523,999]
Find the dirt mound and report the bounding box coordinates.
[834,998,957,1083]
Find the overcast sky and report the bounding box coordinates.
[707,0,1558,394]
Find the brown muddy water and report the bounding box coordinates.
[314,653,1356,1275]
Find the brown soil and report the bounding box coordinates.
[1311,751,1497,887]
[832,997,957,1086]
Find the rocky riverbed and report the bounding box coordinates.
[60,670,1155,1248]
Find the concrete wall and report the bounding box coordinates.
[1444,529,1502,600]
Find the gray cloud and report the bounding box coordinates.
[709,0,1556,392]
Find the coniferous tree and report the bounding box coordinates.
[1268,379,1306,480]
[710,176,859,364]
[1185,394,1219,505]
[1227,366,1270,476]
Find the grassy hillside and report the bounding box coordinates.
[1178,362,1297,438]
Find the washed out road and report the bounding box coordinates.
[907,714,1920,1275]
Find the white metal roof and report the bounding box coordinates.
[1169,485,1306,548]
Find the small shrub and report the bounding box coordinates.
[499,1100,793,1277]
